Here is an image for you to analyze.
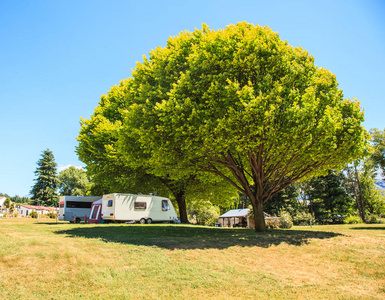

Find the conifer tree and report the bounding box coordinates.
[308,170,353,223]
[30,149,59,206]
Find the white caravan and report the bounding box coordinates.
[101,193,178,224]
[59,196,101,223]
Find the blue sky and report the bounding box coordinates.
[1,0,384,197]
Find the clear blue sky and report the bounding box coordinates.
[1,0,384,197]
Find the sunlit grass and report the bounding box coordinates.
[0,218,384,299]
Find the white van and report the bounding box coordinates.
[101,193,178,224]
[59,196,101,223]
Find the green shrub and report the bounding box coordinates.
[266,218,279,229]
[366,214,380,224]
[196,206,220,226]
[343,215,362,224]
[29,211,38,218]
[46,212,57,219]
[279,211,293,228]
[292,211,315,226]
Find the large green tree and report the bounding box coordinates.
[122,22,368,231]
[30,149,59,206]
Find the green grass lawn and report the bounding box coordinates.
[0,218,384,299]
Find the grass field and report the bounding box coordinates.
[0,218,384,299]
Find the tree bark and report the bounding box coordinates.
[354,163,366,223]
[248,192,266,232]
[159,178,190,224]
[174,190,189,224]
[253,200,266,232]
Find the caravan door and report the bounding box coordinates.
[88,199,103,223]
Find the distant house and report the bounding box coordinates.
[17,205,57,217]
[0,197,6,211]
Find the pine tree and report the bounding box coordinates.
[30,149,59,207]
[308,170,354,223]
[263,183,301,216]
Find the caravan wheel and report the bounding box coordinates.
[146,218,152,224]
[139,218,146,224]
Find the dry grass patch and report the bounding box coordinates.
[0,219,384,299]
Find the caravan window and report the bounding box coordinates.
[66,201,92,209]
[135,202,147,210]
[107,200,113,207]
[162,200,169,211]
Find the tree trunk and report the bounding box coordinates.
[253,200,266,232]
[174,190,189,224]
[346,164,365,222]
[354,163,366,222]
[247,192,266,232]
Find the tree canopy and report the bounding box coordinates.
[58,166,91,196]
[369,128,385,174]
[121,22,368,231]
[263,183,300,217]
[76,83,171,196]
[77,79,237,223]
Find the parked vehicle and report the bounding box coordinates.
[59,196,101,223]
[88,199,103,224]
[101,193,178,224]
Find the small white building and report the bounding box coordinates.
[0,197,6,210]
[17,205,57,217]
[218,209,251,228]
[219,209,272,228]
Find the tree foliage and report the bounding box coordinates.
[58,166,92,196]
[357,161,385,216]
[188,200,220,226]
[344,163,366,221]
[76,82,175,197]
[11,195,30,204]
[121,22,368,231]
[3,198,11,209]
[307,170,353,223]
[30,149,59,207]
[76,79,237,223]
[263,183,300,217]
[369,128,385,174]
